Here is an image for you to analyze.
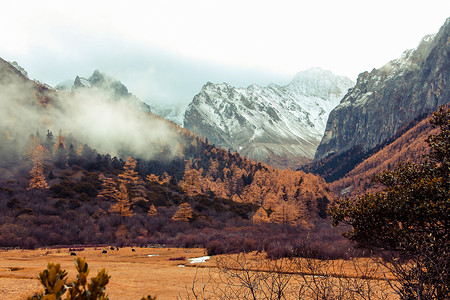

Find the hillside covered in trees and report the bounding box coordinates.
[0,58,342,257]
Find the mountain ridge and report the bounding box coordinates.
[315,17,450,160]
[184,68,354,169]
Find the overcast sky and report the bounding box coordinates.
[0,0,448,107]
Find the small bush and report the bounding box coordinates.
[168,256,186,261]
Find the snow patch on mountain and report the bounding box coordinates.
[184,68,354,169]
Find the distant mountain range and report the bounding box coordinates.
[183,68,354,168]
[56,68,354,169]
[32,17,450,176]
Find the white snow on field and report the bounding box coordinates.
[189,256,211,263]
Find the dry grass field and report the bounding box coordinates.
[0,247,214,299]
[0,247,398,299]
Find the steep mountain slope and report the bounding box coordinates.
[329,114,437,197]
[315,18,450,161]
[184,68,353,169]
[149,103,186,125]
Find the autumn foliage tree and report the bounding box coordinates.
[108,182,134,217]
[172,202,194,222]
[28,144,49,191]
[147,204,157,217]
[330,106,450,300]
[97,174,119,201]
[119,157,148,206]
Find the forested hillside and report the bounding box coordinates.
[0,58,340,256]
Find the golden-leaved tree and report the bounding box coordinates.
[252,206,269,224]
[172,203,194,222]
[119,156,148,206]
[97,174,119,201]
[179,161,204,196]
[28,144,49,191]
[147,204,157,217]
[108,182,134,217]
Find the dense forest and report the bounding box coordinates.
[0,126,344,257]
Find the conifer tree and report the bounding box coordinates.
[44,130,54,153]
[160,172,171,185]
[147,204,157,217]
[179,161,204,196]
[97,174,119,202]
[118,156,139,186]
[252,206,269,224]
[146,174,160,184]
[172,203,194,222]
[25,134,41,160]
[67,144,78,166]
[130,178,148,206]
[108,182,134,217]
[118,157,147,205]
[28,144,49,191]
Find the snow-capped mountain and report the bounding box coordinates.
[315,18,450,160]
[184,68,354,168]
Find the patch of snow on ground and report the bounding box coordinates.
[189,256,211,263]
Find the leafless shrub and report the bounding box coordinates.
[183,252,399,300]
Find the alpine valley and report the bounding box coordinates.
[0,14,448,272]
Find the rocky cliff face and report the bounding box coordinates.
[183,68,353,168]
[315,18,450,160]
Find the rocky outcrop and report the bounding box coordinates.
[60,70,151,113]
[184,68,353,168]
[315,18,450,160]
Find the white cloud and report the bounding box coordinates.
[0,0,448,106]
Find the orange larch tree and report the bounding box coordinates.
[28,144,49,191]
[108,182,134,217]
[172,203,194,222]
[252,206,269,224]
[97,174,119,202]
[147,204,158,217]
[179,161,204,196]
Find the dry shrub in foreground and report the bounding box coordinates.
[184,252,397,300]
[27,258,156,300]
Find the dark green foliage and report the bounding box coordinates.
[316,196,329,219]
[330,106,450,299]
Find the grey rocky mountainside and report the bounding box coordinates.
[183,68,354,169]
[315,17,450,160]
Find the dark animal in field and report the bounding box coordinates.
[132,248,135,252]
[110,247,115,250]
[70,252,76,256]
[102,250,107,254]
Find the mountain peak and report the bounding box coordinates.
[315,18,450,160]
[184,70,354,169]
